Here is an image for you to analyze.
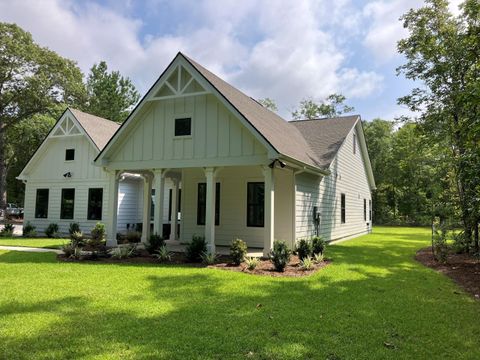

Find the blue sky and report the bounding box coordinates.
[0,0,462,120]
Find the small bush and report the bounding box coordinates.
[1,223,14,237]
[314,252,324,263]
[230,238,248,265]
[201,251,218,265]
[245,257,260,270]
[88,223,107,258]
[147,233,165,254]
[45,223,59,238]
[270,240,291,272]
[23,222,36,237]
[296,239,312,260]
[69,222,80,236]
[312,236,326,255]
[72,246,83,260]
[91,222,106,242]
[186,235,207,262]
[125,231,142,243]
[300,256,314,270]
[70,231,84,247]
[154,245,171,262]
[62,243,75,258]
[111,244,137,259]
[433,226,449,263]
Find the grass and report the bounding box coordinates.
[0,226,479,359]
[0,238,67,249]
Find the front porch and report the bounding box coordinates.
[106,165,295,256]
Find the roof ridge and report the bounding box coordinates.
[289,115,360,123]
[69,107,120,125]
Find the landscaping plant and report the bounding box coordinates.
[70,231,84,247]
[270,240,291,272]
[147,233,164,254]
[245,257,260,270]
[312,236,326,255]
[22,222,36,237]
[111,245,137,260]
[154,245,171,262]
[296,238,312,260]
[126,231,142,243]
[0,223,14,237]
[201,251,218,265]
[314,252,324,263]
[45,223,59,238]
[230,238,247,265]
[69,222,80,236]
[300,256,314,270]
[186,235,207,262]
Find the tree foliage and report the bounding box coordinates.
[85,61,140,123]
[257,98,278,112]
[292,94,354,120]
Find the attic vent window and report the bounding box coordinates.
[175,118,191,136]
[65,149,75,161]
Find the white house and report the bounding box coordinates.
[19,53,375,256]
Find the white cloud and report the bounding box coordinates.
[0,0,384,118]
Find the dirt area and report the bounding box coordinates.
[416,247,480,300]
[59,251,330,277]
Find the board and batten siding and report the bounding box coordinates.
[295,125,372,242]
[107,94,268,169]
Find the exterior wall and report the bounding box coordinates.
[107,94,268,169]
[295,125,372,242]
[117,178,142,232]
[180,166,294,248]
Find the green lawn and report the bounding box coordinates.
[0,227,479,359]
[0,238,67,249]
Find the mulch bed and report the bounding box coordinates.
[58,250,330,277]
[416,247,480,300]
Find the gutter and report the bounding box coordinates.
[278,154,330,176]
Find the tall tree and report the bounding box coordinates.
[397,0,480,250]
[0,23,86,212]
[292,93,354,120]
[86,61,140,123]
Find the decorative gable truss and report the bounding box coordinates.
[147,64,209,102]
[51,115,82,137]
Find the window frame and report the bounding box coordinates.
[174,117,192,137]
[364,198,367,222]
[87,188,103,221]
[35,189,49,219]
[341,193,346,224]
[197,182,220,226]
[353,133,357,155]
[65,148,75,161]
[369,199,372,221]
[60,188,75,220]
[247,182,265,227]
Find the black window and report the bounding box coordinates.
[369,199,372,221]
[364,198,367,221]
[35,189,49,218]
[247,182,264,227]
[65,148,75,161]
[174,117,191,136]
[197,183,220,225]
[60,188,75,219]
[87,188,103,220]
[168,189,182,221]
[341,193,346,224]
[353,134,356,154]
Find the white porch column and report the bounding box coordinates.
[106,170,119,247]
[169,178,179,241]
[153,169,165,237]
[263,166,275,257]
[204,167,216,254]
[141,174,153,243]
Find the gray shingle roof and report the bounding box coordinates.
[70,108,120,150]
[290,115,359,169]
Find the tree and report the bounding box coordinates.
[0,23,86,212]
[397,0,480,251]
[86,61,140,123]
[257,98,278,112]
[292,93,354,120]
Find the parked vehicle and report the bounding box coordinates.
[6,203,23,219]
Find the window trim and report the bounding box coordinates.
[369,199,372,221]
[353,133,357,155]
[197,182,220,226]
[35,189,49,219]
[87,188,103,221]
[60,188,75,220]
[174,117,192,137]
[363,198,367,222]
[65,148,75,161]
[247,182,265,228]
[340,193,346,224]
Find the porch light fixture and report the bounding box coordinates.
[268,159,286,169]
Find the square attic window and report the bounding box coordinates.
[65,148,75,161]
[174,118,191,136]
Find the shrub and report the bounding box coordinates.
[1,223,14,237]
[230,238,247,265]
[186,235,207,262]
[300,256,314,270]
[70,231,84,247]
[270,240,291,272]
[314,252,324,263]
[62,243,75,258]
[312,236,326,255]
[69,222,80,236]
[88,223,107,258]
[72,246,83,260]
[125,231,142,243]
[23,222,36,237]
[154,245,171,262]
[433,226,449,263]
[45,223,59,238]
[111,244,137,259]
[296,239,312,260]
[201,251,218,265]
[91,222,106,242]
[245,257,260,270]
[147,233,165,254]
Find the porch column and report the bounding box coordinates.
[169,178,179,241]
[204,167,216,254]
[106,170,120,247]
[263,166,275,257]
[141,173,153,243]
[153,169,165,237]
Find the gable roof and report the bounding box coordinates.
[69,108,120,150]
[290,115,360,169]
